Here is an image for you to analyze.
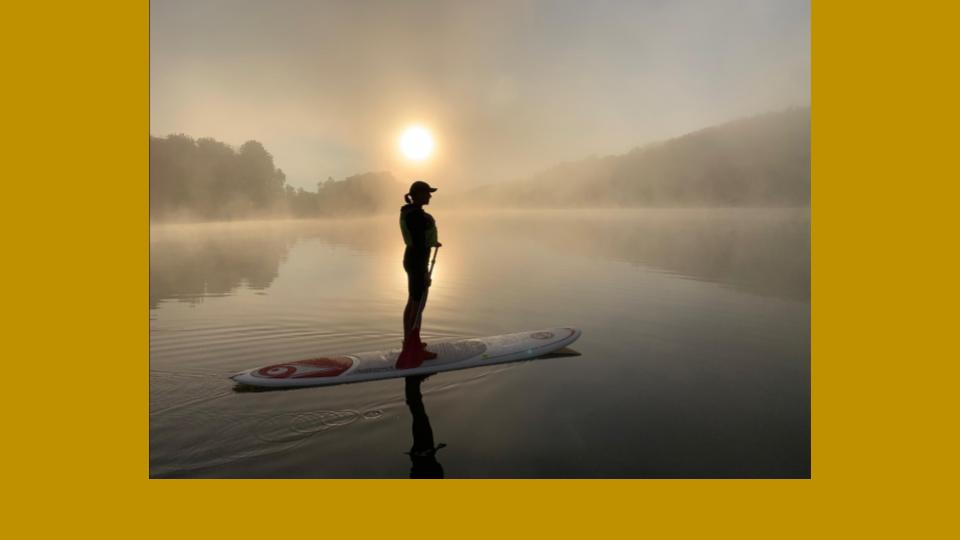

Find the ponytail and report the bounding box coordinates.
[404,193,412,204]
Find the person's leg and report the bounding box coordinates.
[403,296,418,340]
[404,259,425,340]
[402,259,436,359]
[418,288,436,356]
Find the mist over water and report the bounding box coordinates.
[150,208,809,478]
[150,108,810,223]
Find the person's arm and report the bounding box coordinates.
[425,214,441,248]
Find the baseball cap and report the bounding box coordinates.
[409,180,438,194]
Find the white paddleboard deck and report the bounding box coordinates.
[231,327,581,388]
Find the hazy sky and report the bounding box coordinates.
[151,0,809,191]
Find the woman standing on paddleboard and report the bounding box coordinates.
[400,180,442,359]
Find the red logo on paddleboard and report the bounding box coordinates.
[253,357,353,379]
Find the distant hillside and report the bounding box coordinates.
[150,134,289,221]
[460,108,809,207]
[149,134,407,222]
[287,171,406,218]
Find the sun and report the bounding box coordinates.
[399,125,434,161]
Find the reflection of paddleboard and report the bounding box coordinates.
[231,327,582,389]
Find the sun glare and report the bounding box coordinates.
[399,125,434,161]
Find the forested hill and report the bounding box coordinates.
[149,134,404,222]
[460,108,810,207]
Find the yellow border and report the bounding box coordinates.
[7,0,958,536]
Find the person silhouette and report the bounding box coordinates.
[399,180,442,360]
[404,374,446,478]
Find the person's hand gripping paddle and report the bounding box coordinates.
[396,245,440,369]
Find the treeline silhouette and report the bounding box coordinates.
[287,171,402,218]
[150,134,403,222]
[151,108,809,222]
[457,107,810,208]
[150,135,287,221]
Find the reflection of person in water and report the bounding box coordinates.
[399,180,442,359]
[405,374,446,478]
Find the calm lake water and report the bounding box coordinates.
[150,208,809,478]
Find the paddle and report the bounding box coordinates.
[396,245,440,369]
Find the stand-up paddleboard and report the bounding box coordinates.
[231,327,581,389]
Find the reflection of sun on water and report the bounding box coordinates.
[399,125,434,161]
